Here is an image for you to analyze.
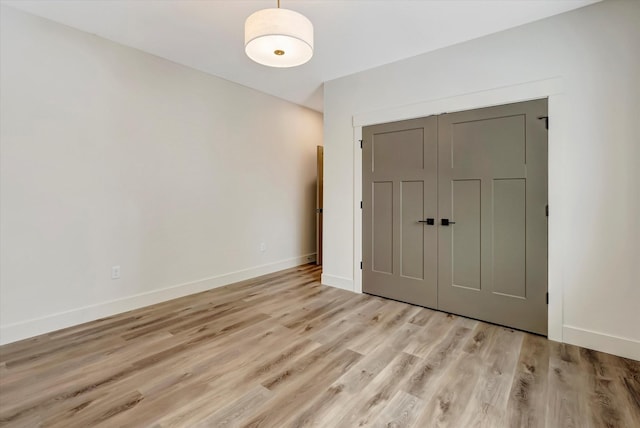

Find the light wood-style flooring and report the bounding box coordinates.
[1,264,638,427]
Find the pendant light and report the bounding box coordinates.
[244,0,314,68]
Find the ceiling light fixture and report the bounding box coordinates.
[244,0,314,68]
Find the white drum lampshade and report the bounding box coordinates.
[245,8,314,68]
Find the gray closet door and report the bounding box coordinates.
[437,99,548,335]
[362,116,438,308]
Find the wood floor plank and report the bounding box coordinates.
[336,351,421,427]
[505,333,550,428]
[348,303,422,355]
[459,325,524,428]
[372,389,424,428]
[579,346,636,428]
[241,348,363,428]
[413,350,483,427]
[619,357,640,426]
[193,385,273,428]
[1,264,638,427]
[283,341,405,427]
[104,334,317,427]
[402,311,460,358]
[544,342,590,428]
[403,321,474,400]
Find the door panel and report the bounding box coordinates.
[452,179,481,290]
[438,99,548,335]
[373,128,424,171]
[363,117,438,309]
[493,178,526,298]
[372,181,393,273]
[401,181,425,280]
[451,115,526,172]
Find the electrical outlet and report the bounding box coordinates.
[259,242,266,252]
[111,265,121,280]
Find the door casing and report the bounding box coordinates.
[350,77,564,342]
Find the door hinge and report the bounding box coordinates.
[360,201,363,209]
[546,205,549,217]
[546,292,549,304]
[538,116,549,130]
[360,261,363,270]
[359,139,363,149]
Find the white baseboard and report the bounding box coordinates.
[0,254,316,346]
[6,262,636,362]
[321,273,354,291]
[563,325,640,361]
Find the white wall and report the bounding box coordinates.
[323,0,639,360]
[0,6,323,344]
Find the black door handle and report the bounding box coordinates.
[441,219,456,226]
[418,218,435,225]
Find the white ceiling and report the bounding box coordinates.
[3,0,599,112]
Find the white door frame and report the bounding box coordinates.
[352,77,565,342]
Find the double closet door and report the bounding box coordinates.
[362,99,548,335]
